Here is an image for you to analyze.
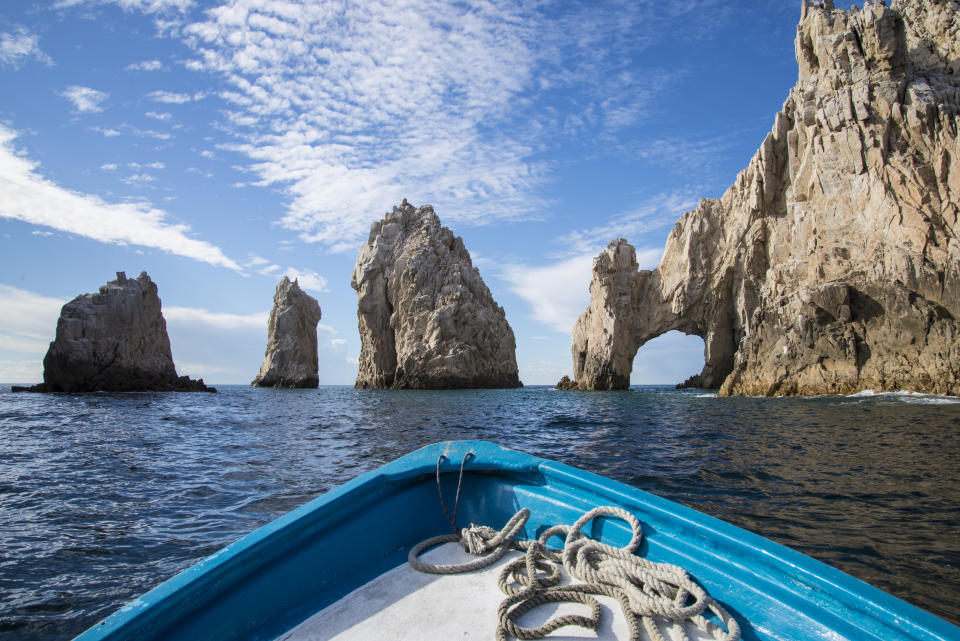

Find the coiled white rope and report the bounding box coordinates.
[409,458,740,641]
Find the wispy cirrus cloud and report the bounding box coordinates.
[282,268,328,293]
[182,0,548,252]
[557,191,701,257]
[0,125,241,271]
[172,0,735,254]
[54,0,193,13]
[0,26,54,68]
[61,85,109,113]
[148,90,203,104]
[164,306,267,330]
[91,123,171,140]
[126,59,165,72]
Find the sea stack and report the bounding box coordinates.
[565,0,960,396]
[252,277,323,388]
[351,200,522,389]
[13,272,213,393]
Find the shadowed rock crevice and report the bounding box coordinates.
[564,0,960,396]
[352,201,522,389]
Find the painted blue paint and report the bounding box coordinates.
[73,441,960,641]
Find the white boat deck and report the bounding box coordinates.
[276,542,716,641]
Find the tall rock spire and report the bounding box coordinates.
[252,277,323,388]
[351,201,522,389]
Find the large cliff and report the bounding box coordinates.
[14,272,213,393]
[252,277,323,388]
[351,201,522,389]
[569,0,960,396]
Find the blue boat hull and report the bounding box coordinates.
[74,441,960,641]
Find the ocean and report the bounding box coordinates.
[1,384,959,640]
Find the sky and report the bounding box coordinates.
[0,0,851,386]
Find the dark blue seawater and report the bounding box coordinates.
[1,384,959,639]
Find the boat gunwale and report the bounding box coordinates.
[71,440,960,641]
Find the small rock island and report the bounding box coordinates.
[351,200,522,389]
[252,277,323,388]
[13,272,214,393]
[562,0,960,396]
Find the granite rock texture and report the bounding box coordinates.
[351,201,522,389]
[252,277,323,388]
[14,272,213,393]
[568,0,960,396]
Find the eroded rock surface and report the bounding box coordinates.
[14,272,213,393]
[252,277,323,388]
[351,201,521,389]
[568,0,960,396]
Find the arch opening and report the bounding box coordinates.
[630,331,706,387]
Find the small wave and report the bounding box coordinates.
[695,393,718,398]
[846,389,959,404]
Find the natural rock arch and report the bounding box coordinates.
[565,0,960,396]
[569,239,737,390]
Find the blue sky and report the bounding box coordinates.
[0,0,847,386]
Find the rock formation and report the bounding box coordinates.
[13,272,214,393]
[351,200,522,389]
[252,277,323,388]
[566,0,960,396]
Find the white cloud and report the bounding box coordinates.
[122,173,156,186]
[283,268,328,293]
[101,163,118,171]
[164,306,267,329]
[500,253,595,335]
[62,85,109,113]
[499,244,663,335]
[148,90,203,104]
[182,0,549,252]
[93,123,172,140]
[145,111,172,120]
[0,124,241,271]
[0,359,45,384]
[172,1,734,255]
[55,0,193,13]
[0,26,54,68]
[556,192,700,257]
[330,338,347,349]
[0,285,66,382]
[92,126,122,137]
[126,59,165,71]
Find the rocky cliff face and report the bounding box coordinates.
[351,200,522,389]
[252,277,323,388]
[568,0,960,396]
[15,272,213,393]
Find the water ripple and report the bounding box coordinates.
[1,385,958,639]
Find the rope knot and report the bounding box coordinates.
[460,524,498,554]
